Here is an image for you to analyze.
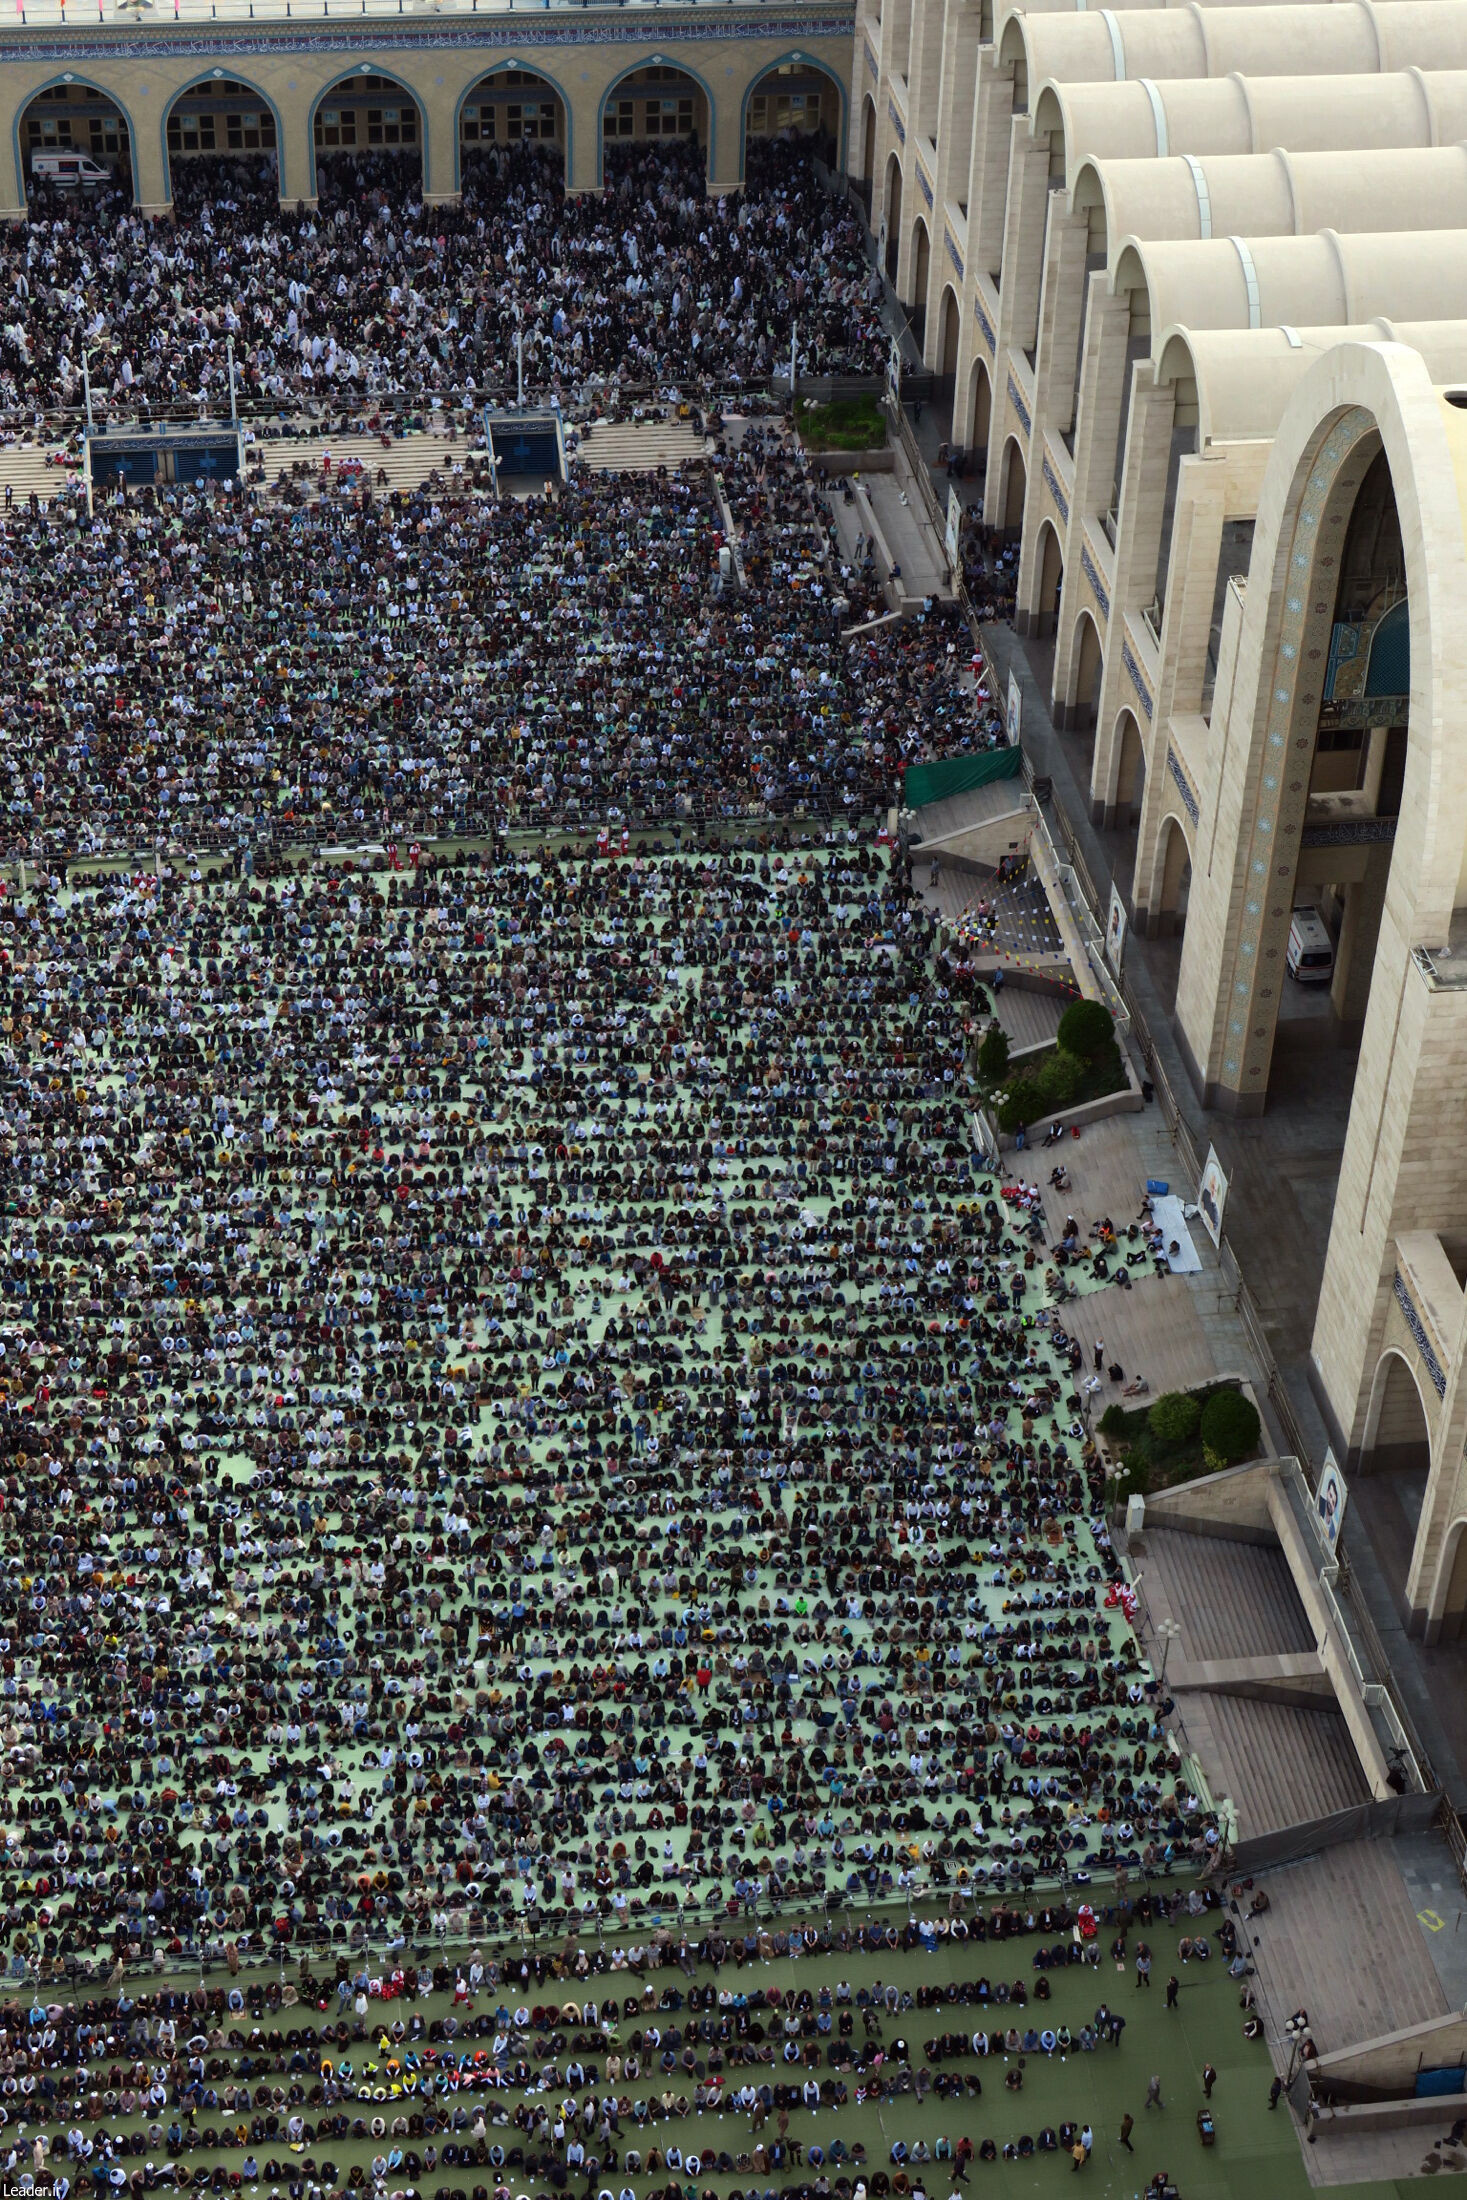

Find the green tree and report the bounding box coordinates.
[976,1023,1011,1086]
[1057,998,1115,1060]
[1148,1391,1201,1446]
[1199,1388,1262,1465]
[997,1077,1043,1136]
[1037,1049,1085,1110]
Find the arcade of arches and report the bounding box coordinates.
[3,23,851,212]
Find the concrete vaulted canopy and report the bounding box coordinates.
[1156,316,1467,444]
[1071,144,1467,256]
[999,0,1467,106]
[849,0,1467,1664]
[1112,227,1467,334]
[1030,69,1467,177]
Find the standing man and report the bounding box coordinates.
[1119,2115,1134,2154]
[1203,2064,1217,2100]
[1145,2075,1164,2111]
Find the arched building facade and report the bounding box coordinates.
[0,5,853,214]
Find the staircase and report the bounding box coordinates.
[1139,1523,1374,1840]
[251,434,479,496]
[0,443,74,503]
[572,419,710,473]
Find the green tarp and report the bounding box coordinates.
[903,746,1023,808]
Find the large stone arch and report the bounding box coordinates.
[1171,343,1467,1635]
[453,61,573,193]
[1176,349,1467,1116]
[596,56,716,188]
[739,52,847,178]
[13,75,138,209]
[1062,604,1104,732]
[1425,1514,1467,1644]
[160,71,285,207]
[307,64,426,198]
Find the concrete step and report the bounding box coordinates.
[1145,1526,1316,1662]
[1189,1690,1370,1837]
[0,443,73,502]
[251,434,476,494]
[574,420,709,472]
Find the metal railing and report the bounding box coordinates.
[1278,1456,1435,1795]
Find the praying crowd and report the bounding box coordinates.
[0,120,1243,2200]
[0,833,1224,2200]
[7,136,883,434]
[0,430,990,863]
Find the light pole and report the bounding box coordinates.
[1154,1617,1181,1689]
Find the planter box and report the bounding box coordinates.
[800,444,895,471]
[996,1044,1144,1150]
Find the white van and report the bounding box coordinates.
[1286,906,1335,984]
[31,152,111,190]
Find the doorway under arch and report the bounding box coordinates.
[1364,1348,1433,1479]
[163,77,279,210]
[936,283,960,395]
[999,437,1027,540]
[743,58,843,163]
[601,64,709,185]
[1034,519,1063,639]
[459,66,565,188]
[312,69,422,198]
[19,81,131,201]
[968,359,992,472]
[1155,812,1192,935]
[861,95,876,193]
[883,153,902,284]
[1067,607,1103,733]
[1115,707,1146,827]
[908,216,930,344]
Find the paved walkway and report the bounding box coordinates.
[979,616,1467,1807]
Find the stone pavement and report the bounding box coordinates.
[978,617,1467,1809]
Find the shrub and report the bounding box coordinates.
[1112,1451,1149,1502]
[1037,1048,1085,1110]
[1199,1388,1262,1465]
[1098,1403,1128,1439]
[998,1077,1043,1135]
[976,1024,1011,1085]
[1148,1391,1201,1446]
[1057,998,1116,1060]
